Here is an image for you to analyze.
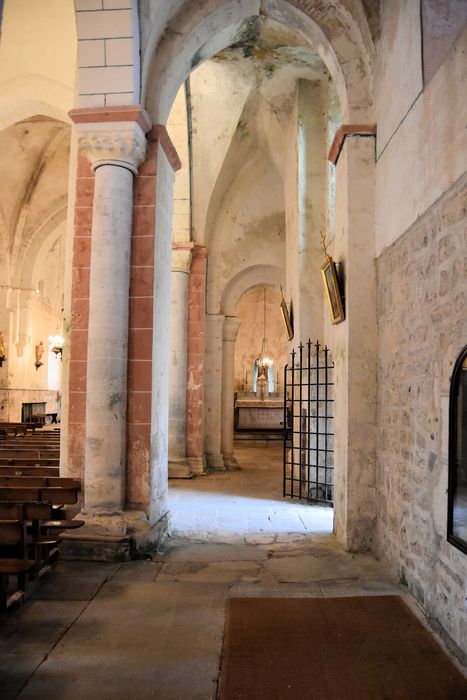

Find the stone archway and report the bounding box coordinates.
[140,0,377,551]
[66,0,377,555]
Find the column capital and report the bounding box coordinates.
[328,123,376,165]
[69,105,152,175]
[192,245,208,260]
[222,316,241,342]
[172,242,194,274]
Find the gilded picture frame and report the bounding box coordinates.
[280,297,294,341]
[321,255,345,325]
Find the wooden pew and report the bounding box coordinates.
[0,457,60,466]
[0,438,60,445]
[22,503,61,577]
[0,466,60,477]
[0,423,37,436]
[0,451,60,462]
[0,476,80,489]
[0,487,79,506]
[0,515,36,609]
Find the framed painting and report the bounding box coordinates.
[280,297,294,341]
[321,255,345,324]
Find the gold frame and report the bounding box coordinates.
[280,297,294,341]
[321,255,345,325]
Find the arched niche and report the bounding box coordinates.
[221,265,284,316]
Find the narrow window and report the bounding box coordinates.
[448,345,467,554]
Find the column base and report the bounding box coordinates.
[223,453,241,470]
[206,452,226,471]
[60,510,170,561]
[168,458,193,479]
[188,455,206,475]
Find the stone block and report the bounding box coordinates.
[75,9,133,40]
[79,66,133,95]
[78,39,105,67]
[105,37,133,65]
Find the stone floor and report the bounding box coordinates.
[0,443,465,698]
[168,442,334,540]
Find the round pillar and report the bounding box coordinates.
[168,243,193,478]
[72,112,150,535]
[221,316,241,469]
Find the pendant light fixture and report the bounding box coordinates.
[255,288,274,371]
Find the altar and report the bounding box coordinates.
[235,395,285,431]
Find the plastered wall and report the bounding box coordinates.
[375,5,467,255]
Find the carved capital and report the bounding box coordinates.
[172,243,194,274]
[222,316,241,343]
[77,122,148,174]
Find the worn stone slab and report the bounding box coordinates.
[320,578,402,597]
[33,561,120,600]
[0,600,87,657]
[0,653,45,700]
[264,553,386,583]
[18,581,227,700]
[230,582,323,598]
[162,541,268,563]
[18,600,88,627]
[112,560,162,582]
[157,561,262,584]
[244,533,276,545]
[0,624,68,656]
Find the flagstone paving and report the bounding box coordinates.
[0,444,465,698]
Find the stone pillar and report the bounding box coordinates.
[186,245,208,474]
[70,107,151,538]
[168,242,193,478]
[332,134,377,552]
[221,316,241,469]
[204,314,225,469]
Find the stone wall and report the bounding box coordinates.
[376,172,467,653]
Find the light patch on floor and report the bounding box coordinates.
[168,443,333,541]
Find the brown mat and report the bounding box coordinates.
[219,596,467,700]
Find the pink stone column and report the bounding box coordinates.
[186,245,208,474]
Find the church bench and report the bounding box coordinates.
[0,423,37,436]
[0,487,79,506]
[0,466,60,477]
[0,476,81,489]
[0,453,61,461]
[0,502,83,585]
[0,519,36,609]
[0,448,60,455]
[0,435,60,447]
[0,457,60,466]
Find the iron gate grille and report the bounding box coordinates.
[283,340,334,505]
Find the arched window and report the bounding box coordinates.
[448,345,467,554]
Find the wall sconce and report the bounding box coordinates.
[49,334,63,358]
[35,341,45,369]
[0,331,6,367]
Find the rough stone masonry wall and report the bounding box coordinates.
[376,172,467,653]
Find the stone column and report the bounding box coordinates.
[204,314,225,469]
[332,134,377,552]
[221,316,241,469]
[168,242,193,478]
[71,108,151,537]
[186,245,208,474]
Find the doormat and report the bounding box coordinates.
[219,596,467,699]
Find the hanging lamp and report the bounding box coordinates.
[255,288,274,370]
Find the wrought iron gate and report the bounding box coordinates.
[283,340,334,505]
